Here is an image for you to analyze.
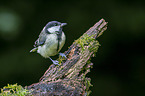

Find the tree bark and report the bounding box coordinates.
[26,19,108,96]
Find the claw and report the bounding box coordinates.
[59,53,67,59]
[49,57,59,65]
[52,60,59,65]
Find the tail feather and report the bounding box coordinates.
[30,47,38,52]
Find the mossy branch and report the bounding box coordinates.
[0,19,108,96]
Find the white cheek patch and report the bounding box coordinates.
[47,26,60,33]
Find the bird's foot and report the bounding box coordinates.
[49,57,59,65]
[52,60,59,65]
[59,53,67,59]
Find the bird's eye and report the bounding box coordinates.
[54,23,57,26]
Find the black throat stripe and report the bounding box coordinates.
[56,28,62,51]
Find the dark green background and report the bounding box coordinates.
[0,0,145,96]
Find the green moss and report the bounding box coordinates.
[0,84,29,96]
[57,55,66,66]
[75,34,100,53]
[85,79,93,96]
[89,41,100,57]
[75,34,100,96]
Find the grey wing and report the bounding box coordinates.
[34,31,46,47]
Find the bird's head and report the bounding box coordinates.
[45,21,67,34]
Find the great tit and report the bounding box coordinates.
[30,21,67,65]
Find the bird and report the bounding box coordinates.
[30,21,67,65]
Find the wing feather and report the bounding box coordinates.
[34,30,47,47]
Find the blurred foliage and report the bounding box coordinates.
[0,0,145,96]
[0,8,21,40]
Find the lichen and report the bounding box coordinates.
[0,84,30,96]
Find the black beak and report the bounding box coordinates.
[60,23,67,27]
